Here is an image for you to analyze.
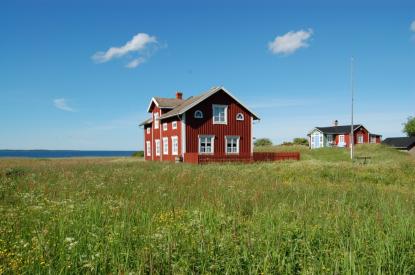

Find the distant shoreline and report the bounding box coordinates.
[0,150,139,158]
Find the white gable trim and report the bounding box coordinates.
[146,97,159,113]
[161,87,260,120]
[307,128,324,135]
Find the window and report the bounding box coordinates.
[339,135,345,144]
[146,141,151,156]
[155,139,160,156]
[163,137,168,155]
[171,136,178,155]
[154,113,159,129]
[357,135,364,144]
[172,121,177,129]
[163,123,167,131]
[213,105,227,124]
[194,110,203,119]
[199,135,214,154]
[370,136,376,143]
[236,113,244,121]
[226,136,240,154]
[146,127,150,134]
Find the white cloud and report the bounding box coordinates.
[268,29,313,55]
[92,33,159,68]
[53,98,75,112]
[125,57,146,69]
[411,20,415,32]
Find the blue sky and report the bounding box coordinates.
[1,0,414,150]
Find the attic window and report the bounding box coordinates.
[194,110,203,119]
[236,113,244,121]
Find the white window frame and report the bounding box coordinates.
[163,122,168,131]
[154,113,159,129]
[146,141,151,156]
[225,136,240,154]
[198,135,215,154]
[370,136,376,144]
[155,139,160,156]
[357,135,364,144]
[236,113,244,121]
[212,104,228,125]
[163,137,169,155]
[339,135,345,144]
[171,136,179,155]
[194,110,203,119]
[146,127,150,134]
[172,121,177,129]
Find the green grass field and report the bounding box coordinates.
[1,144,415,274]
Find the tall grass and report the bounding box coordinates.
[1,145,415,273]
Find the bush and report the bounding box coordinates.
[131,151,144,157]
[254,138,273,147]
[293,138,309,146]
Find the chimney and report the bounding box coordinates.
[333,120,339,126]
[176,91,183,100]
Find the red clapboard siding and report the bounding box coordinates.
[159,116,182,162]
[185,90,252,155]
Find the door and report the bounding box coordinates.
[314,134,320,148]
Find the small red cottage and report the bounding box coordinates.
[307,120,382,149]
[139,87,260,163]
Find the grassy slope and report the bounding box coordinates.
[1,145,415,274]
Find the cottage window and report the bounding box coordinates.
[163,123,168,131]
[194,110,203,119]
[339,135,345,144]
[171,136,179,155]
[370,136,376,143]
[146,141,151,156]
[199,135,214,154]
[163,137,169,155]
[357,135,363,144]
[236,113,244,121]
[154,113,159,129]
[146,127,150,134]
[172,121,177,129]
[213,105,227,124]
[155,139,160,156]
[226,136,240,154]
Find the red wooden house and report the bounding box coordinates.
[307,120,382,149]
[139,87,260,163]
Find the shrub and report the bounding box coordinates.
[131,151,144,157]
[254,138,272,147]
[293,138,309,146]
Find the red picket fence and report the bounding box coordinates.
[253,152,300,162]
[183,152,300,164]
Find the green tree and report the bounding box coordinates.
[254,138,273,147]
[293,138,309,146]
[403,116,415,137]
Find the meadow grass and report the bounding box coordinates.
[1,145,415,274]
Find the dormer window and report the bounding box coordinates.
[194,110,203,119]
[236,113,244,121]
[212,104,227,124]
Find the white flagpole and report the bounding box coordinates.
[350,57,354,160]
